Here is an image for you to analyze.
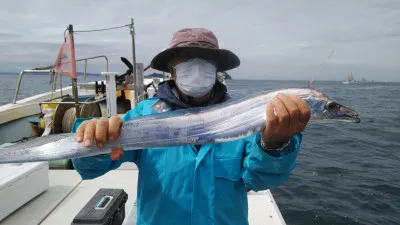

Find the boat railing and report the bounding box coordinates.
[39,97,106,106]
[12,55,109,104]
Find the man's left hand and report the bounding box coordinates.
[261,93,310,149]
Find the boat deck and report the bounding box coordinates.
[1,165,286,225]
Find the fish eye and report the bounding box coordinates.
[326,101,338,110]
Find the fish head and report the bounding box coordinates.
[299,89,361,123]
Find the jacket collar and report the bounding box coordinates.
[154,80,229,110]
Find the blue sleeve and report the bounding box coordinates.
[242,133,302,191]
[72,103,145,180]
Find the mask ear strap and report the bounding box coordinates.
[167,65,176,81]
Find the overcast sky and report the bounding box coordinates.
[0,0,399,81]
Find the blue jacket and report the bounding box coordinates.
[72,83,302,225]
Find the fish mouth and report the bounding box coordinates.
[337,105,361,123]
[340,114,361,123]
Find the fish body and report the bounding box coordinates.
[0,88,360,164]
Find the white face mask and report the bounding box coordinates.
[174,58,217,98]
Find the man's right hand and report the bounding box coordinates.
[75,116,124,161]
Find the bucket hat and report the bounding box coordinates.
[150,28,240,72]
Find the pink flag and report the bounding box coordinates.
[54,33,76,78]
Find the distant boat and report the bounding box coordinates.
[361,78,367,84]
[341,72,358,84]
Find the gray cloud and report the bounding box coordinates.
[0,0,399,81]
[386,30,400,37]
[375,1,400,10]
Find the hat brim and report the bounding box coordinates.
[150,47,240,73]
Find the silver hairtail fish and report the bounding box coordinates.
[0,88,360,164]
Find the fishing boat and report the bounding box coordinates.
[341,72,358,84]
[0,19,286,225]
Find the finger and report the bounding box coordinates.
[262,102,278,139]
[75,121,87,142]
[266,102,277,128]
[110,147,124,161]
[108,116,123,142]
[291,96,311,124]
[277,94,299,130]
[83,119,97,147]
[272,94,290,127]
[95,117,109,149]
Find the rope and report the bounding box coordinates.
[62,107,77,133]
[74,24,130,33]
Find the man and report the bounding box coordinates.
[73,28,310,225]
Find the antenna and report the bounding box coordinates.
[308,50,334,88]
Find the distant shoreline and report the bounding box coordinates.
[0,72,397,83]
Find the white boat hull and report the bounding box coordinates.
[0,87,73,125]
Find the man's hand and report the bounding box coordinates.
[262,93,310,149]
[75,116,124,161]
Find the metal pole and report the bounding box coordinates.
[49,70,55,98]
[136,63,144,102]
[69,24,80,118]
[103,73,118,117]
[130,18,138,106]
[40,97,106,105]
[12,71,25,104]
[130,18,136,78]
[106,57,109,72]
[84,59,87,80]
[60,73,63,97]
